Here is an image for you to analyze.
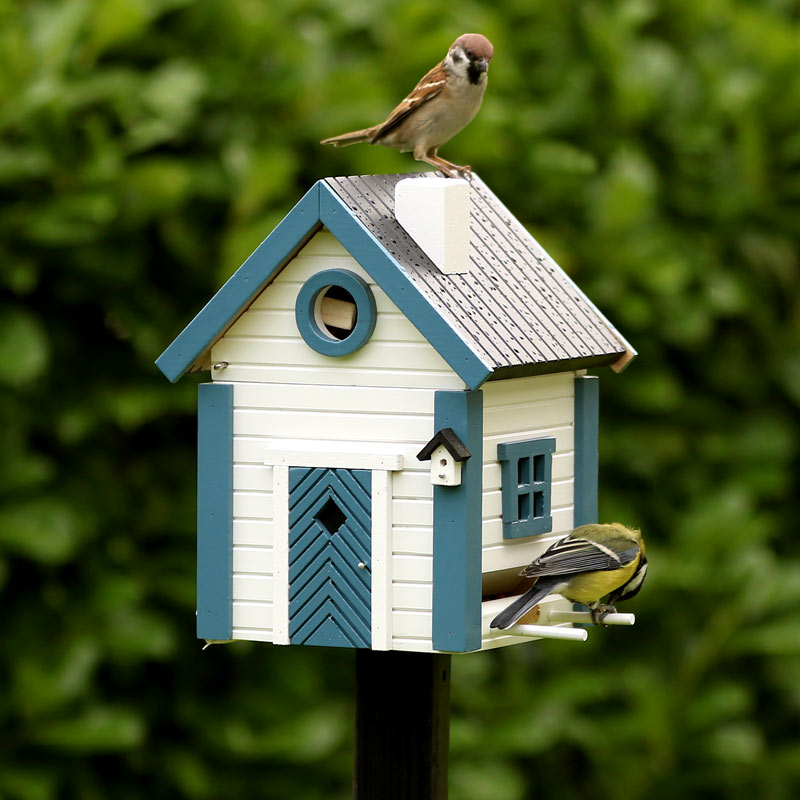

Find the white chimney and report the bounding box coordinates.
[394,177,471,274]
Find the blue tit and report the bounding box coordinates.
[490,522,647,630]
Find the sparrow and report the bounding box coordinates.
[320,33,494,178]
[490,523,647,630]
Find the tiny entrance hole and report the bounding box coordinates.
[316,497,347,534]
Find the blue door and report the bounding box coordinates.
[288,467,372,648]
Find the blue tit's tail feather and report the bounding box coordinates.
[490,578,560,630]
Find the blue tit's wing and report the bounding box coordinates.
[519,535,639,579]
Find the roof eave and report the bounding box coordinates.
[155,184,322,383]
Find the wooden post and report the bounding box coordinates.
[354,650,451,799]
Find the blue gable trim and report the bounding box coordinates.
[573,375,599,527]
[197,382,234,640]
[155,184,322,382]
[431,389,483,652]
[155,179,492,388]
[318,184,491,390]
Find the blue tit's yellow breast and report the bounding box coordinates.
[561,559,639,605]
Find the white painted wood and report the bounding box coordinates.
[232,628,273,643]
[391,527,433,555]
[371,470,392,650]
[479,595,575,650]
[231,601,273,629]
[232,546,273,574]
[392,498,435,527]
[427,443,462,486]
[217,364,466,390]
[395,177,471,275]
[234,382,435,415]
[271,465,290,645]
[233,519,271,546]
[392,554,432,583]
[480,373,578,586]
[393,582,433,610]
[392,639,434,653]
[263,441,403,471]
[226,308,424,342]
[232,491,273,520]
[392,610,433,639]
[214,338,454,375]
[392,470,434,499]
[211,231,464,391]
[235,408,431,443]
[233,574,273,602]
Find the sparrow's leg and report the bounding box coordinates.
[417,147,472,179]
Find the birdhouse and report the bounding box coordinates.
[417,427,471,486]
[156,173,635,654]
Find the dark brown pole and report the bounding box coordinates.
[354,650,451,799]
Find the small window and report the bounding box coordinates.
[295,269,377,356]
[497,437,556,539]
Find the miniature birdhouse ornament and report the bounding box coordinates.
[156,172,637,655]
[417,427,471,486]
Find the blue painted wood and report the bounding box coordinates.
[497,437,556,539]
[295,268,377,356]
[155,184,321,383]
[574,375,599,527]
[318,183,492,391]
[288,467,372,648]
[431,390,483,653]
[196,382,233,640]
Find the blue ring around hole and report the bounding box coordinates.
[295,269,377,357]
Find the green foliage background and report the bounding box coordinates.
[1,0,799,797]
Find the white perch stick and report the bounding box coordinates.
[544,610,636,626]
[501,624,588,642]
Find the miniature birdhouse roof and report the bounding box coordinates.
[156,172,635,389]
[417,428,472,462]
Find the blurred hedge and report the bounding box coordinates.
[1,1,799,798]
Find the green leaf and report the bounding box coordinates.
[32,706,145,752]
[0,307,50,386]
[0,499,82,563]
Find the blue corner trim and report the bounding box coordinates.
[574,375,599,527]
[197,382,234,640]
[318,183,492,390]
[431,389,483,652]
[155,184,322,382]
[295,269,377,357]
[497,437,556,539]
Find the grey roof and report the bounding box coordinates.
[324,173,634,377]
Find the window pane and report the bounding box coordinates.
[518,492,531,522]
[533,453,545,483]
[533,490,544,518]
[517,456,531,486]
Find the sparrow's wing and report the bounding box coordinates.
[520,535,640,579]
[370,61,447,142]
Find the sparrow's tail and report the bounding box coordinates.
[320,127,376,147]
[489,578,560,630]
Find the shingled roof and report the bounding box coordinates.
[156,172,634,389]
[324,173,634,379]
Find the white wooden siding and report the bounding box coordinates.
[210,230,467,390]
[225,379,437,646]
[481,373,576,578]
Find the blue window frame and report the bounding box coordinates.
[295,269,376,357]
[497,437,556,539]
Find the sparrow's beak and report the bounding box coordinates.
[475,58,489,73]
